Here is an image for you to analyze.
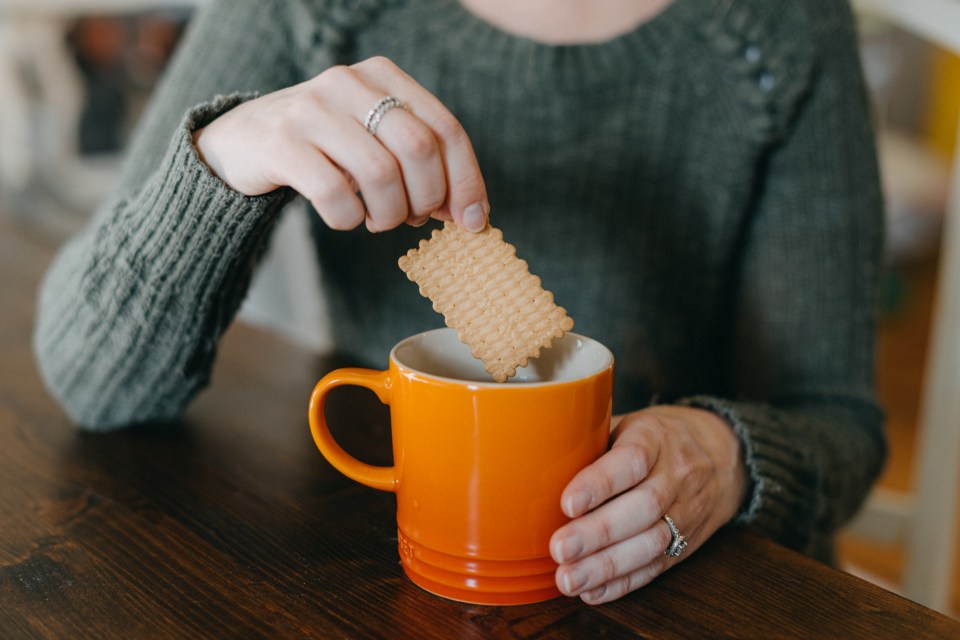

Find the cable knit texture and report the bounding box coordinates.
[34,0,885,563]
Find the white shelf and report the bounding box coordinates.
[0,1,201,18]
[854,0,960,53]
[851,0,960,616]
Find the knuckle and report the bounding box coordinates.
[314,64,353,92]
[599,552,619,583]
[622,445,650,486]
[594,466,617,504]
[432,112,466,143]
[408,185,446,219]
[309,174,349,205]
[360,154,400,186]
[367,55,396,71]
[614,573,637,598]
[447,160,486,199]
[366,199,408,231]
[271,98,314,134]
[448,171,485,207]
[272,98,335,144]
[322,212,362,231]
[316,203,363,231]
[381,202,409,223]
[305,178,363,230]
[415,191,447,216]
[354,55,398,79]
[673,446,706,486]
[367,211,406,233]
[624,571,642,595]
[595,515,615,549]
[671,451,694,479]
[645,484,668,516]
[643,414,670,434]
[397,123,439,162]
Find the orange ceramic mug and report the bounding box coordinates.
[308,328,613,605]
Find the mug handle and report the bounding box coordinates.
[308,368,396,492]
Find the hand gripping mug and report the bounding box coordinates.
[308,328,613,605]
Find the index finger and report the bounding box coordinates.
[353,57,489,232]
[561,440,659,519]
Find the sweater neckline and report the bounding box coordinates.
[432,0,705,52]
[448,0,682,47]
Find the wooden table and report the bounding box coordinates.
[2,216,958,639]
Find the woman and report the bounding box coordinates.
[34,0,886,604]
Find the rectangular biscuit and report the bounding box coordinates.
[398,221,574,382]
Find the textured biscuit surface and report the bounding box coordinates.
[398,221,574,382]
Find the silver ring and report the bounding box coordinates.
[364,96,406,136]
[663,515,687,558]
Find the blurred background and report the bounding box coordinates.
[0,2,190,235]
[0,0,957,619]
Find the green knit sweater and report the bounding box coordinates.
[34,0,886,561]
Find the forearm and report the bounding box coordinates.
[33,98,291,429]
[33,0,303,428]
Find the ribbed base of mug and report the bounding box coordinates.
[398,529,561,605]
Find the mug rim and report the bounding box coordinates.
[389,327,614,388]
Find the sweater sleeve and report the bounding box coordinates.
[33,0,302,429]
[679,1,886,560]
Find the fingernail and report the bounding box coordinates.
[551,539,563,563]
[410,216,430,227]
[553,535,583,563]
[564,491,593,518]
[462,202,488,232]
[562,568,587,595]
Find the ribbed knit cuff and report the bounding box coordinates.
[675,395,819,555]
[135,92,291,312]
[100,96,294,423]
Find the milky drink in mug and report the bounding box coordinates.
[308,327,613,605]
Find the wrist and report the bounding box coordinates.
[192,127,226,182]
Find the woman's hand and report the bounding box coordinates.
[193,56,489,233]
[550,405,749,604]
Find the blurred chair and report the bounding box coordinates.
[0,12,85,198]
[0,1,201,214]
[849,0,960,617]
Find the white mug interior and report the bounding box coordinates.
[391,328,613,384]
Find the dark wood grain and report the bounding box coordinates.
[2,214,958,640]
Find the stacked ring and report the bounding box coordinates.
[663,515,688,558]
[364,96,406,136]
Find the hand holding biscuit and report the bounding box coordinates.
[550,405,749,604]
[193,56,489,233]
